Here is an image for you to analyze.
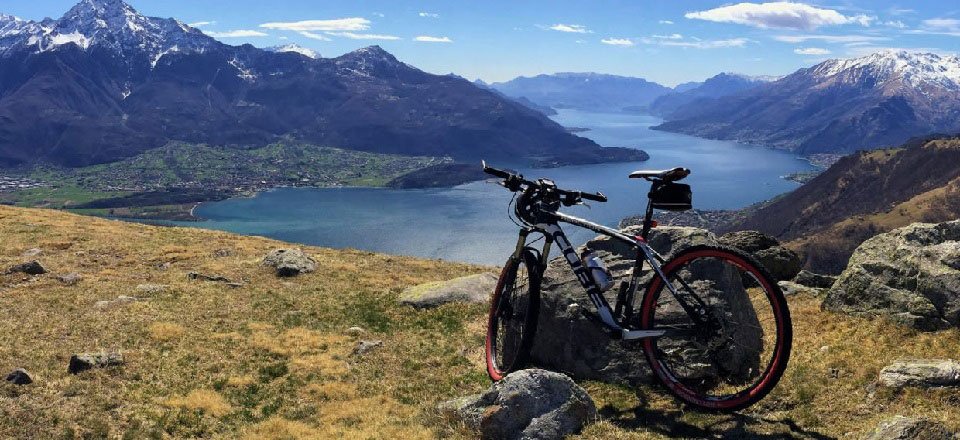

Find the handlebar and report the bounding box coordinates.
[482,161,607,204]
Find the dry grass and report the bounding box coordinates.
[1,205,959,438]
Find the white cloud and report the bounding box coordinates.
[773,34,890,44]
[794,47,831,55]
[651,33,683,40]
[418,12,440,18]
[685,2,876,30]
[260,18,371,32]
[372,13,385,18]
[188,21,215,28]
[326,32,401,41]
[658,38,750,49]
[659,20,674,25]
[907,19,960,37]
[883,20,906,29]
[414,35,452,43]
[204,29,268,38]
[601,38,634,46]
[299,31,332,41]
[548,24,592,33]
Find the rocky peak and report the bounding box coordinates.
[334,45,410,77]
[265,43,319,59]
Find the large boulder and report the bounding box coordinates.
[439,369,596,440]
[794,270,837,289]
[398,273,497,309]
[823,221,960,331]
[879,359,960,388]
[530,225,761,386]
[719,231,802,281]
[864,416,953,440]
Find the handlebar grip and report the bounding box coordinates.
[481,160,512,179]
[581,191,607,203]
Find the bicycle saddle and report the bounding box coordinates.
[628,167,691,182]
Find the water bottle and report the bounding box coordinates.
[581,250,613,292]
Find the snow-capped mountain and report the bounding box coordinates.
[654,50,960,154]
[265,44,319,59]
[0,0,216,64]
[0,0,633,168]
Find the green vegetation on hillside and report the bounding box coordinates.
[0,143,449,220]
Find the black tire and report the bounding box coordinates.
[485,248,541,381]
[639,244,792,411]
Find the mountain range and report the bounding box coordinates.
[489,72,672,112]
[649,73,777,118]
[655,51,960,155]
[0,0,643,168]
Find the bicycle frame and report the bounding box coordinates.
[508,207,686,341]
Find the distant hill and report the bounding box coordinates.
[654,51,960,155]
[0,0,640,168]
[725,135,960,273]
[649,73,775,118]
[489,72,671,112]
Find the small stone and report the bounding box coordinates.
[864,416,953,440]
[820,345,830,352]
[778,281,823,296]
[187,272,232,283]
[346,326,366,336]
[4,368,32,385]
[68,351,124,374]
[213,249,233,258]
[135,284,167,295]
[21,248,42,257]
[6,261,46,275]
[262,249,317,277]
[57,273,82,286]
[354,340,383,355]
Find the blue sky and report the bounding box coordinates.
[5,1,960,86]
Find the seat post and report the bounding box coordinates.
[640,198,655,240]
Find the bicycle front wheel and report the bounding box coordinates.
[485,249,541,381]
[639,245,792,411]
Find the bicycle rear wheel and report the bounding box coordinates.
[485,249,541,381]
[639,245,792,411]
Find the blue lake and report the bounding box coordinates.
[182,110,814,265]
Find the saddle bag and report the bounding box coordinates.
[649,182,692,211]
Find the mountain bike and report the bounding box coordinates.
[482,162,791,411]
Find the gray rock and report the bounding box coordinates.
[794,270,837,289]
[531,225,762,386]
[4,368,32,385]
[345,326,366,336]
[68,351,124,374]
[5,261,46,275]
[439,369,596,440]
[57,273,82,286]
[262,249,317,277]
[212,248,233,258]
[864,416,953,440]
[399,273,497,308]
[354,340,383,356]
[21,248,42,257]
[135,284,167,295]
[824,221,960,331]
[779,280,824,296]
[719,231,802,281]
[879,359,960,388]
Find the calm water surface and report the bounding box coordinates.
[183,110,814,265]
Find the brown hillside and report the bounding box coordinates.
[728,136,960,273]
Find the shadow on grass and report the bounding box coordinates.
[598,389,835,440]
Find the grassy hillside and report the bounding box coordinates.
[1,205,959,438]
[727,136,960,273]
